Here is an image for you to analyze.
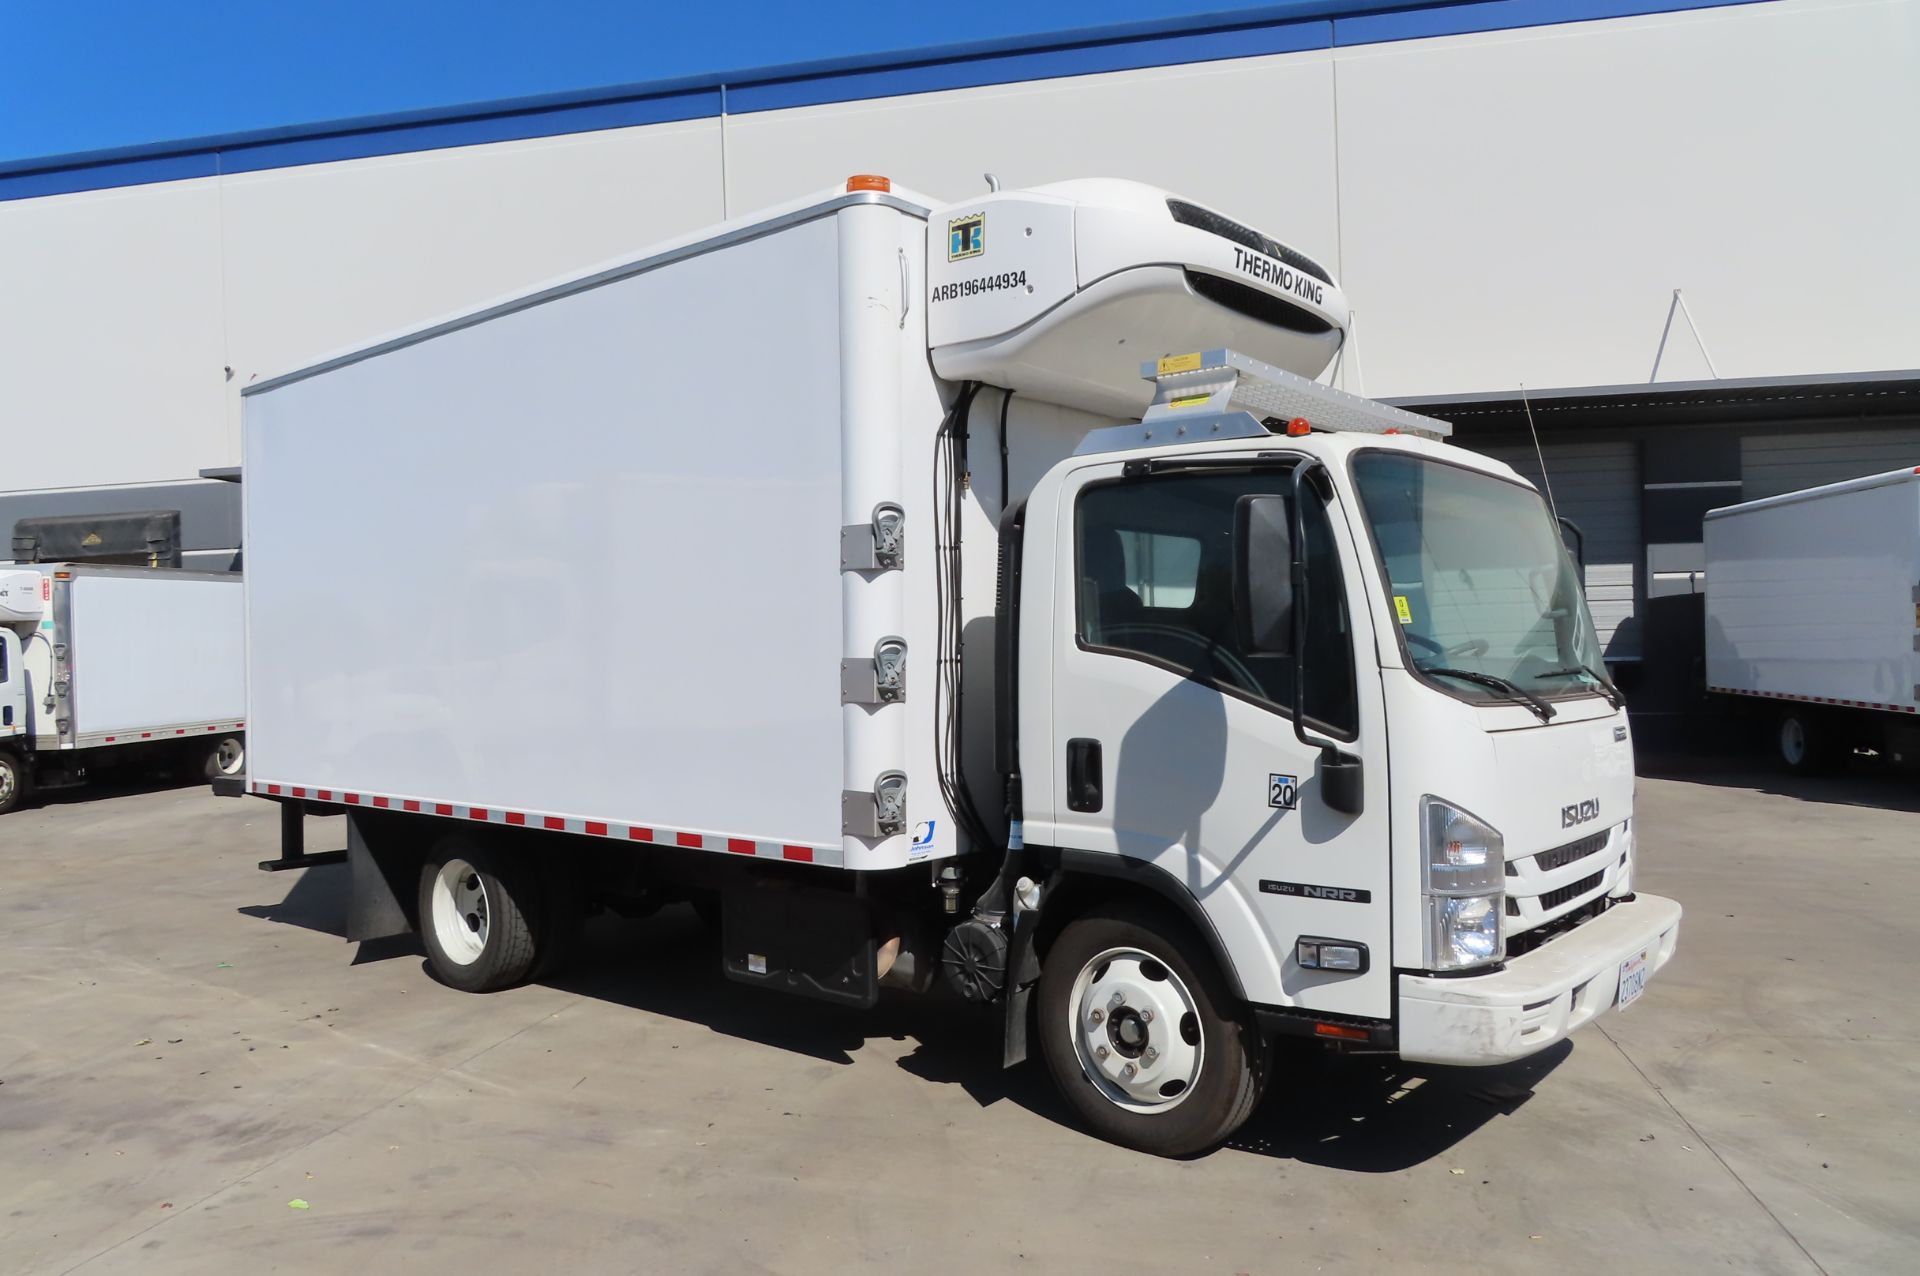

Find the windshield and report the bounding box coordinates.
[1350,451,1607,703]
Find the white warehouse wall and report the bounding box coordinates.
[0,0,1914,496]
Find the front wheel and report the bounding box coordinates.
[0,750,29,815]
[1038,904,1266,1156]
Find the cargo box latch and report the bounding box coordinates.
[841,636,908,706]
[843,770,908,838]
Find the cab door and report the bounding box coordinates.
[1044,458,1393,1019]
[0,628,24,738]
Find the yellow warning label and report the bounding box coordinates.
[1168,392,1212,410]
[1157,352,1204,376]
[1394,595,1413,625]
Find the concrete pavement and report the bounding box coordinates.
[1,770,1914,1274]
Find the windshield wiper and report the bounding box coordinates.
[1535,664,1626,709]
[1418,666,1557,721]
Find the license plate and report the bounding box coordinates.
[1616,950,1650,1010]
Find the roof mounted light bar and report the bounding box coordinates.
[1142,349,1452,440]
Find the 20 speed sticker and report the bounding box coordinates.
[931,270,1028,303]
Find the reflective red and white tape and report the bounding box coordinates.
[1710,686,1917,714]
[248,780,838,866]
[105,721,246,744]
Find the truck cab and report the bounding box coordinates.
[0,569,43,811]
[983,351,1680,1147]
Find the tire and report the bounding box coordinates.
[1037,903,1266,1157]
[1777,711,1834,775]
[418,836,543,992]
[203,735,246,781]
[0,750,28,815]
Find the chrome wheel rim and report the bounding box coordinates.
[1781,718,1806,766]
[430,858,490,965]
[1067,946,1204,1113]
[214,738,245,775]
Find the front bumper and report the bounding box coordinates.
[1397,894,1681,1066]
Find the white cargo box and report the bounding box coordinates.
[10,565,245,748]
[1704,467,1920,715]
[243,187,950,870]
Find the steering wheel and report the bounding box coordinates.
[1405,632,1490,660]
[1099,623,1266,696]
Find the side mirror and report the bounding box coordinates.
[1233,494,1294,656]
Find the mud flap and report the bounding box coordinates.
[1001,912,1043,1068]
[346,813,415,943]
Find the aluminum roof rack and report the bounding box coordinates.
[1141,349,1451,439]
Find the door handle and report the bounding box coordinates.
[1066,738,1103,813]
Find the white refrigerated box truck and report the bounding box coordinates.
[1705,466,1920,771]
[231,176,1680,1155]
[0,564,246,813]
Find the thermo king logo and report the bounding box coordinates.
[948,212,985,260]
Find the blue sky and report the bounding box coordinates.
[0,1,1359,165]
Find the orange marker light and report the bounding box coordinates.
[1313,1022,1370,1042]
[846,174,892,193]
[1286,418,1312,437]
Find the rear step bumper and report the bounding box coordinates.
[1396,894,1682,1067]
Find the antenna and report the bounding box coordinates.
[1519,382,1559,524]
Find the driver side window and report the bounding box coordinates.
[1075,471,1357,737]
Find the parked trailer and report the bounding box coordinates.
[1705,466,1920,772]
[230,177,1680,1155]
[0,564,245,813]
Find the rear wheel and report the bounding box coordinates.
[1778,711,1833,774]
[418,837,542,992]
[203,735,245,780]
[0,750,28,815]
[1038,904,1266,1157]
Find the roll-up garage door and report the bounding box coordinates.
[1741,427,1920,501]
[1475,442,1642,662]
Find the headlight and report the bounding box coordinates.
[1422,796,1505,970]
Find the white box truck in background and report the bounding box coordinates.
[0,564,246,813]
[1705,467,1920,772]
[231,176,1680,1155]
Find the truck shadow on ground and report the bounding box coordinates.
[29,771,214,808]
[242,870,1567,1171]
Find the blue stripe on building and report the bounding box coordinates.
[0,0,1768,203]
